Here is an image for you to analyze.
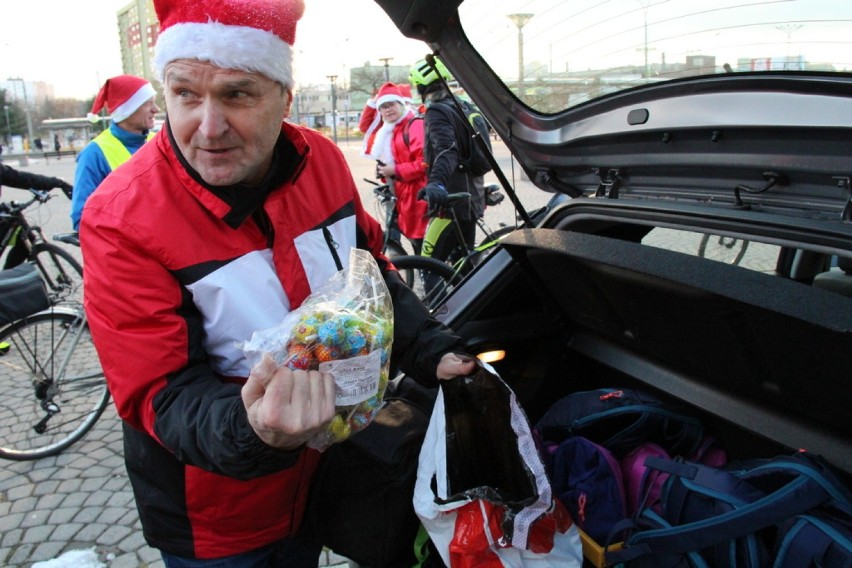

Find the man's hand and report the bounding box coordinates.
[417,182,448,216]
[242,354,336,451]
[436,352,478,380]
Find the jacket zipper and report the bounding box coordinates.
[322,227,343,270]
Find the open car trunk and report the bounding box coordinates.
[369,0,852,561]
[436,208,852,480]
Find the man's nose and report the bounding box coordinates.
[197,101,228,138]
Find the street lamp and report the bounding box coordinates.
[7,77,35,150]
[776,24,803,70]
[378,57,393,82]
[327,74,338,144]
[3,105,10,145]
[507,14,533,100]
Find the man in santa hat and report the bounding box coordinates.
[70,74,158,230]
[79,0,476,566]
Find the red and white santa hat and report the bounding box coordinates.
[374,82,408,108]
[87,75,156,123]
[152,0,305,88]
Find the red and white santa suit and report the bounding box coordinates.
[372,82,429,240]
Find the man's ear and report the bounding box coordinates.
[283,88,294,119]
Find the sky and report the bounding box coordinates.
[1,0,429,100]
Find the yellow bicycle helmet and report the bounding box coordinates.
[409,56,453,94]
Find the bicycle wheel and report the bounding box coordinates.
[0,310,108,460]
[390,255,458,310]
[31,243,83,306]
[698,234,749,265]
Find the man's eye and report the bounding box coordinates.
[228,90,249,99]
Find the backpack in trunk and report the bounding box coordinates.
[607,451,852,567]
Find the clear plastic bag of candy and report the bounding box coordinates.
[241,248,393,451]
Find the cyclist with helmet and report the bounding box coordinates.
[409,57,487,283]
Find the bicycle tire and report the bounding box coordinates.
[31,243,84,306]
[0,310,108,460]
[383,240,412,284]
[390,255,458,310]
[698,234,749,265]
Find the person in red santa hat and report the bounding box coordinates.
[358,82,415,160]
[70,74,158,230]
[79,0,477,566]
[372,82,429,255]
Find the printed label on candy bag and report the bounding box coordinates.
[320,348,383,406]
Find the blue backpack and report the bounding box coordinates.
[543,436,627,544]
[535,388,705,458]
[606,451,852,567]
[773,512,852,568]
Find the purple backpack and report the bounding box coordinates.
[621,436,728,518]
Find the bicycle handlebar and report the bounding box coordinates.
[54,232,80,247]
[0,188,53,215]
[445,192,471,204]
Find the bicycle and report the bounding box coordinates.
[0,221,109,460]
[1,187,83,306]
[390,186,515,309]
[366,177,413,258]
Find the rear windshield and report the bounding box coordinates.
[458,0,851,113]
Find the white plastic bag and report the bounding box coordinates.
[413,361,583,567]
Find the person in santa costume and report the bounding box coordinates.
[70,74,158,230]
[79,0,476,566]
[358,82,415,160]
[373,82,429,254]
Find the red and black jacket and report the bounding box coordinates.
[81,122,462,559]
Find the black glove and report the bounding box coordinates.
[57,180,73,199]
[417,182,448,216]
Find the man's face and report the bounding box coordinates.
[163,60,291,187]
[121,98,160,134]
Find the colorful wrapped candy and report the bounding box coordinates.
[241,249,393,451]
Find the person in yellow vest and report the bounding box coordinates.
[71,75,159,230]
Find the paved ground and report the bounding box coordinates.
[0,137,548,568]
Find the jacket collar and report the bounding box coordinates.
[109,121,150,145]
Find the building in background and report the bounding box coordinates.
[117,0,157,85]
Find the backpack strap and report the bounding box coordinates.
[774,514,852,568]
[401,114,422,148]
[606,456,839,564]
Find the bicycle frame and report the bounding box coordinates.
[1,190,51,267]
